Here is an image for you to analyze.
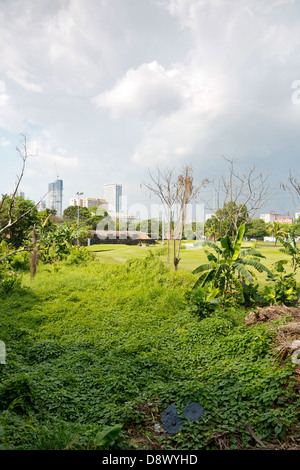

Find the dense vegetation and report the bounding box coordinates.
[0,245,300,450]
[1,190,300,450]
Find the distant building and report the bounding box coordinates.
[48,179,63,217]
[260,212,293,224]
[37,200,46,212]
[102,184,122,213]
[69,198,108,210]
[16,190,25,199]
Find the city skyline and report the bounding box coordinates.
[0,1,299,218]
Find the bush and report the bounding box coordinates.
[0,268,21,296]
[264,260,298,305]
[184,285,219,320]
[63,247,95,266]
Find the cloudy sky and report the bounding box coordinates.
[0,0,300,217]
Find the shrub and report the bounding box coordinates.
[264,260,298,305]
[0,268,21,296]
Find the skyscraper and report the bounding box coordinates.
[102,184,122,213]
[48,179,63,217]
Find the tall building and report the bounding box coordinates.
[48,179,63,217]
[102,184,122,213]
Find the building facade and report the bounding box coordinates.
[260,212,293,224]
[69,198,108,210]
[48,179,63,217]
[102,184,122,213]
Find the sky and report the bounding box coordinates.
[0,0,300,219]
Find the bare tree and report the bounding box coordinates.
[143,165,209,270]
[0,134,47,263]
[281,170,300,207]
[202,157,274,238]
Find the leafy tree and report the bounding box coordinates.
[207,201,248,240]
[0,196,39,248]
[192,223,272,304]
[267,222,289,245]
[63,205,108,230]
[38,223,87,263]
[244,218,269,240]
[289,218,300,238]
[204,217,220,241]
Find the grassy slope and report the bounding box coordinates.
[0,252,300,450]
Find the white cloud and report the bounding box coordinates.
[0,0,299,214]
[93,61,187,119]
[1,137,10,147]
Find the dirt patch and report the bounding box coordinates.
[244,303,300,327]
[124,400,172,450]
[245,301,300,396]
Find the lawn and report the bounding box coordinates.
[0,246,300,450]
[88,240,300,284]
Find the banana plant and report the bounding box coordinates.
[192,223,273,303]
[275,230,300,273]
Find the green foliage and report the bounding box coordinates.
[92,424,123,450]
[0,244,22,295]
[241,281,264,306]
[0,196,39,248]
[264,260,298,305]
[0,375,33,413]
[38,223,88,263]
[245,218,269,240]
[193,224,272,304]
[0,252,299,450]
[276,230,300,273]
[205,201,248,240]
[184,284,220,320]
[63,205,107,231]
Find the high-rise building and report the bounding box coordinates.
[48,179,63,217]
[102,184,122,213]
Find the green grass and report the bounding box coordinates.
[0,250,299,450]
[88,240,300,285]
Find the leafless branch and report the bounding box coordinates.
[0,245,32,263]
[281,170,300,206]
[0,134,49,237]
[143,165,209,270]
[201,157,274,237]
